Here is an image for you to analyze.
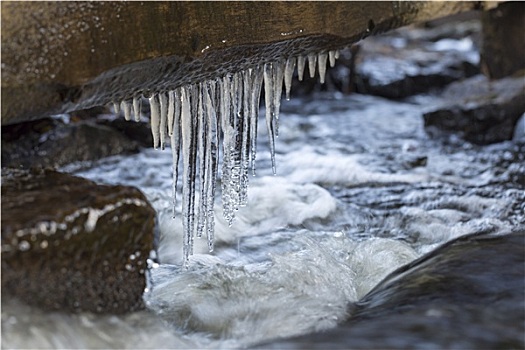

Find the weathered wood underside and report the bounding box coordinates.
[1,1,487,125]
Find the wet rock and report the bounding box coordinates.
[1,168,155,314]
[481,2,525,79]
[351,17,481,99]
[1,117,141,169]
[256,231,525,349]
[423,73,525,144]
[96,117,153,148]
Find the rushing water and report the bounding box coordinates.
[2,90,524,349]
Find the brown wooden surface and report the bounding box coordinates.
[1,1,484,125]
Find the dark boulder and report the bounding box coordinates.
[352,16,481,99]
[256,231,525,349]
[2,117,141,169]
[423,73,525,144]
[1,168,156,314]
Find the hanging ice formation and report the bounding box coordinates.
[114,50,339,265]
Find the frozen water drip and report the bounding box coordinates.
[115,51,339,264]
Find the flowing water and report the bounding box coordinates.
[2,90,524,349]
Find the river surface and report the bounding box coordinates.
[2,90,524,349]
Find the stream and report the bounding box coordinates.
[3,87,524,348]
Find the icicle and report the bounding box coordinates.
[196,83,208,238]
[229,72,243,212]
[272,59,285,137]
[284,57,296,101]
[220,74,235,226]
[133,96,142,122]
[308,54,317,79]
[170,90,182,219]
[180,85,197,265]
[113,101,121,115]
[297,55,306,81]
[250,65,264,176]
[329,50,337,68]
[122,100,132,121]
[149,94,161,149]
[159,92,168,150]
[137,54,340,264]
[318,52,328,84]
[204,82,218,252]
[167,91,175,136]
[264,63,277,175]
[239,69,251,206]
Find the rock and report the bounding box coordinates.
[1,117,141,169]
[423,73,525,144]
[351,16,481,99]
[255,231,525,349]
[481,2,525,79]
[1,168,156,314]
[96,117,153,148]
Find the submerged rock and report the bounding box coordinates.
[1,116,141,169]
[256,231,525,349]
[423,73,525,144]
[351,16,481,99]
[1,168,155,314]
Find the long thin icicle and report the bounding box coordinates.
[122,100,132,121]
[133,96,142,122]
[250,65,264,176]
[272,60,285,138]
[159,92,168,150]
[297,55,306,81]
[196,83,208,238]
[308,54,317,79]
[170,89,182,218]
[240,69,251,206]
[180,86,197,265]
[220,74,235,226]
[204,82,218,252]
[149,94,161,149]
[318,52,328,84]
[167,91,175,136]
[113,101,120,114]
[329,50,337,68]
[284,57,296,101]
[264,63,277,175]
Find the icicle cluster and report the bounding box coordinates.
[114,50,339,265]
